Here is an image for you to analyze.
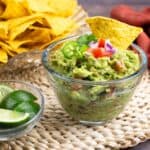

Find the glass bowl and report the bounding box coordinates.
[42,35,147,125]
[0,80,44,141]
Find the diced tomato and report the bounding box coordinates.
[92,48,104,58]
[98,39,105,48]
[103,51,113,57]
[88,47,112,58]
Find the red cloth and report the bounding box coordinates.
[110,5,150,68]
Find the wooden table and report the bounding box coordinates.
[78,0,150,149]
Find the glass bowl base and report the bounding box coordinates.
[79,120,106,126]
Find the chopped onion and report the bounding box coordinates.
[105,40,116,53]
[89,41,98,48]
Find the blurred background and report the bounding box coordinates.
[78,0,149,16]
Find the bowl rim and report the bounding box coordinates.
[0,80,44,133]
[42,34,148,85]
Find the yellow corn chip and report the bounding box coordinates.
[42,14,76,36]
[0,49,8,63]
[0,41,15,56]
[8,14,41,29]
[8,15,44,40]
[7,40,32,50]
[0,2,5,15]
[86,16,143,50]
[0,41,11,51]
[10,47,28,54]
[0,40,27,56]
[0,21,8,40]
[0,0,78,64]
[0,0,29,19]
[16,26,51,43]
[25,0,77,17]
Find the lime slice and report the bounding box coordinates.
[0,85,14,104]
[0,90,37,109]
[14,101,40,119]
[0,108,29,126]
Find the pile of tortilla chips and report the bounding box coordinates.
[86,16,142,50]
[0,0,77,63]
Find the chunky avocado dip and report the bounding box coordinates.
[48,34,140,122]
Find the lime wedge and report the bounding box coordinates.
[14,101,40,119]
[0,108,29,126]
[0,90,37,109]
[0,85,14,104]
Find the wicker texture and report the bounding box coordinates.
[0,65,149,150]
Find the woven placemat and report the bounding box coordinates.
[0,65,150,150]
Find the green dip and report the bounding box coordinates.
[48,34,140,122]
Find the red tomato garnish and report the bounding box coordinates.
[87,47,112,58]
[98,39,105,48]
[92,48,104,58]
[103,51,113,57]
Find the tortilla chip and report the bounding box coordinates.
[8,16,44,40]
[0,0,29,19]
[0,41,11,51]
[0,40,27,56]
[7,40,32,50]
[42,14,77,36]
[0,2,5,15]
[0,49,8,63]
[0,0,78,64]
[0,41,15,56]
[10,47,27,54]
[0,21,8,40]
[86,16,143,50]
[8,14,42,29]
[25,0,77,17]
[17,26,51,41]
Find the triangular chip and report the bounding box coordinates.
[25,0,77,17]
[8,15,43,40]
[86,16,143,50]
[7,14,42,29]
[0,41,15,56]
[10,47,27,54]
[0,0,29,19]
[16,26,51,43]
[0,2,5,15]
[0,21,8,40]
[0,49,8,63]
[0,0,78,64]
[7,40,32,50]
[0,41,11,51]
[41,14,77,36]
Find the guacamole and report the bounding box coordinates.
[48,34,140,123]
